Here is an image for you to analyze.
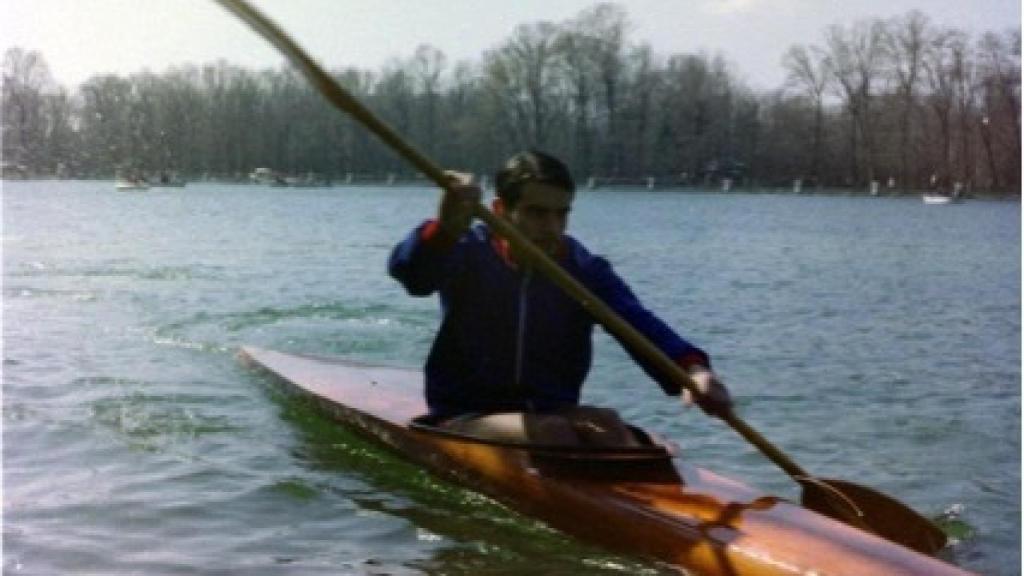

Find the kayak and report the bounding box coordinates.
[239,346,974,576]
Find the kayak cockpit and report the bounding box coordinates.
[408,415,683,483]
[410,415,676,457]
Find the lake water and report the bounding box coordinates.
[3,181,1020,575]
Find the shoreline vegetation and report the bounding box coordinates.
[4,176,1018,200]
[3,5,1020,196]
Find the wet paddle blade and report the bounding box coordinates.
[800,477,948,556]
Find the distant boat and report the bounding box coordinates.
[922,194,955,205]
[249,167,327,187]
[923,188,964,204]
[115,179,149,191]
[249,167,280,185]
[923,175,963,204]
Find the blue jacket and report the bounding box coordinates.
[388,220,710,418]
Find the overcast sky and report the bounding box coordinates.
[3,0,1020,91]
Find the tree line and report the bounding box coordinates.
[2,4,1020,194]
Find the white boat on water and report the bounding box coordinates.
[115,179,149,191]
[922,193,964,205]
[923,175,964,204]
[249,167,280,185]
[250,167,329,187]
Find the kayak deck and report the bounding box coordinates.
[240,346,974,576]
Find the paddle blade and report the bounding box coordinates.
[800,477,948,556]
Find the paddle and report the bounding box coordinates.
[214,0,947,555]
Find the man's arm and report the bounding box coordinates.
[581,253,733,417]
[388,173,481,296]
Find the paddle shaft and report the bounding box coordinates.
[215,0,814,484]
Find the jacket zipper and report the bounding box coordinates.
[514,269,532,396]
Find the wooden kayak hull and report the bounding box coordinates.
[239,346,974,576]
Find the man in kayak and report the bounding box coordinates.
[389,150,731,446]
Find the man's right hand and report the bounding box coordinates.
[439,171,481,237]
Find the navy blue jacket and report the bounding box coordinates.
[388,220,710,418]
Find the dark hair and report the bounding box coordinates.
[494,150,575,208]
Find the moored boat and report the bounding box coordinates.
[923,174,964,204]
[923,194,956,204]
[115,179,149,190]
[239,346,974,576]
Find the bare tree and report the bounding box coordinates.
[41,86,75,176]
[77,75,133,176]
[976,30,1022,190]
[922,29,965,187]
[411,44,447,157]
[579,3,630,175]
[2,7,1017,194]
[824,19,887,187]
[482,21,563,149]
[441,60,499,173]
[951,37,977,189]
[783,44,829,186]
[621,43,659,176]
[884,11,930,190]
[659,53,735,183]
[554,23,599,177]
[660,54,712,178]
[2,47,54,175]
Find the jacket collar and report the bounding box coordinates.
[490,235,566,269]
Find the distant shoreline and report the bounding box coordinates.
[4,177,1019,200]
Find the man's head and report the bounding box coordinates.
[494,150,575,209]
[493,151,575,256]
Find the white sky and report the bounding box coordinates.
[2,0,1020,91]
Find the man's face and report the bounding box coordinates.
[504,182,573,256]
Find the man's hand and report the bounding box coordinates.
[439,171,481,237]
[681,365,733,418]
